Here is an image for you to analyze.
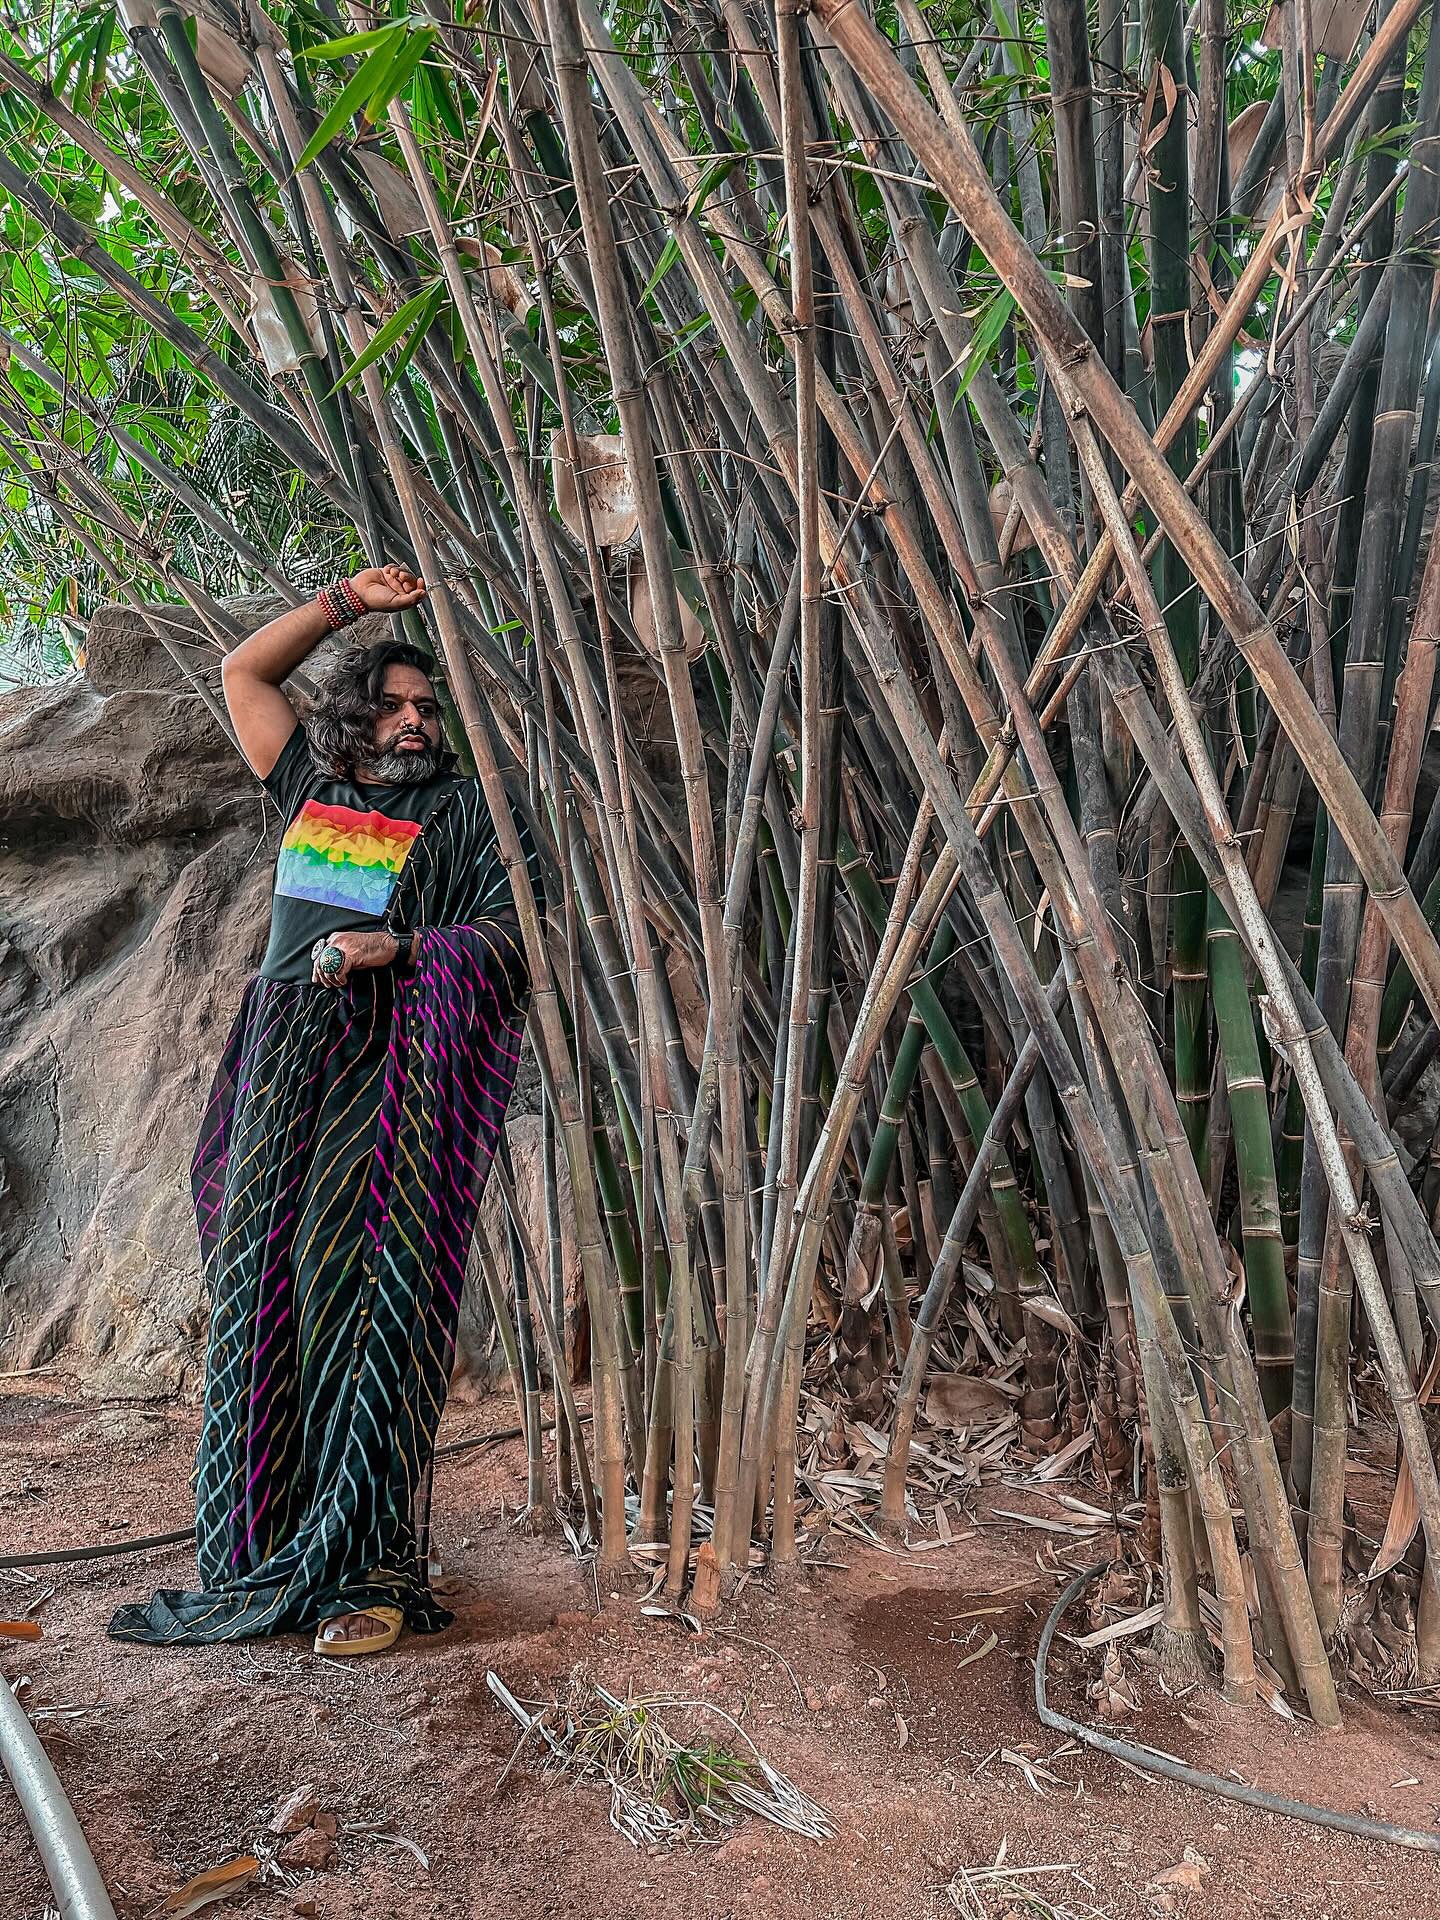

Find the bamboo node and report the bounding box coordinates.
[1256,995,1300,1066]
[1344,1203,1375,1238]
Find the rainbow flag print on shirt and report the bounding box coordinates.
[275,799,423,915]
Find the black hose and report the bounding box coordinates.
[1035,1563,1440,1856]
[0,1529,194,1570]
[0,1414,587,1570]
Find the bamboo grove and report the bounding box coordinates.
[4,0,1440,1728]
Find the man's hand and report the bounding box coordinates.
[348,564,427,613]
[222,561,429,782]
[311,929,400,987]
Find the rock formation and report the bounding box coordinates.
[0,600,565,1396]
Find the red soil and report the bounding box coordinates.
[2,1378,1439,1920]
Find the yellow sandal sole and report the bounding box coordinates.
[313,1604,404,1658]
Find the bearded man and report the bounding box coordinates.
[110,565,537,1657]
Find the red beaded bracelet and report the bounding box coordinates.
[318,580,364,631]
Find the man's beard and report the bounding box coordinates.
[361,737,444,785]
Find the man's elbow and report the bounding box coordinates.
[218,652,274,735]
[220,650,273,701]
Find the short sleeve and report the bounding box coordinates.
[261,724,314,822]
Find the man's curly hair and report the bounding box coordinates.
[304,641,457,779]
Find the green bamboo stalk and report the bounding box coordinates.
[1207,895,1292,1419]
[1141,0,1209,1182]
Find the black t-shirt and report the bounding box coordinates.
[258,725,457,983]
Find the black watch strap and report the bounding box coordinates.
[392,928,414,967]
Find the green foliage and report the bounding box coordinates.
[295,21,433,169]
[329,280,445,393]
[0,0,1350,682]
[954,287,1016,403]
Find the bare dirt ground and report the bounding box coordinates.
[3,1378,1440,1920]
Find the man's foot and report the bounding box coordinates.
[313,1604,404,1657]
[318,1611,392,1645]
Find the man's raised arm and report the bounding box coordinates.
[221,564,427,779]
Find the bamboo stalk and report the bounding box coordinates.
[538,0,744,1590]
[811,0,1440,1048]
[322,92,636,1554]
[1305,13,1440,1622]
[767,0,824,1572]
[1207,893,1292,1420]
[879,971,1064,1527]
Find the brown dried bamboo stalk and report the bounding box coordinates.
[383,88,678,1477]
[492,1157,601,1539]
[769,0,824,1569]
[488,97,674,1528]
[1064,400,1440,1712]
[539,0,745,1589]
[328,90,635,1564]
[811,0,1440,1046]
[1308,523,1440,1637]
[1347,531,1440,1123]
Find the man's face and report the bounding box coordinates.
[358,664,445,785]
[373,664,441,758]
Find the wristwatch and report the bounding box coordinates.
[392,928,414,968]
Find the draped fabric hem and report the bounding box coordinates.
[108,1566,453,1645]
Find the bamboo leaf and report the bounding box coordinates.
[684,151,740,219]
[641,235,682,303]
[294,25,407,171]
[366,27,435,123]
[385,294,440,391]
[985,0,1034,78]
[953,290,1015,404]
[328,280,443,394]
[415,60,464,139]
[302,22,413,61]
